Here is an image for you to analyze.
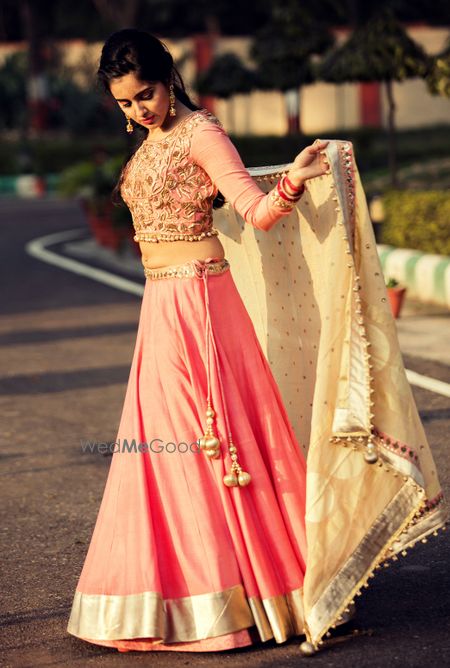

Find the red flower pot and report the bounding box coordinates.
[103,227,123,251]
[387,286,407,319]
[87,213,111,246]
[82,200,134,254]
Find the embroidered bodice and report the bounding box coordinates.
[120,108,303,243]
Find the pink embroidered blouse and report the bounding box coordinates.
[120,108,299,243]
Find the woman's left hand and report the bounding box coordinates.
[287,139,330,187]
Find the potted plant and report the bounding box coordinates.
[385,277,407,319]
[58,153,133,252]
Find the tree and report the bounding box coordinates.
[195,53,255,132]
[318,8,429,187]
[0,52,27,131]
[426,37,450,98]
[250,3,334,134]
[19,0,53,132]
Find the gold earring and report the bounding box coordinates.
[169,82,176,117]
[125,115,133,133]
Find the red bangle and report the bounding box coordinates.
[277,177,303,202]
[276,180,294,202]
[284,174,305,194]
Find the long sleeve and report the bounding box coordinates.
[190,121,295,232]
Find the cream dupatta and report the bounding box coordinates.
[213,139,449,650]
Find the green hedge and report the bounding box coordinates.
[0,136,128,176]
[234,125,450,173]
[381,190,450,255]
[1,124,450,176]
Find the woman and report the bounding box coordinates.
[67,28,329,653]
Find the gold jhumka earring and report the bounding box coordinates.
[125,115,133,133]
[169,80,176,117]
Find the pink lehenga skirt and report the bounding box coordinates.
[67,256,308,653]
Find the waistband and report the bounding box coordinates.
[143,257,230,280]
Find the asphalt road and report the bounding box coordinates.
[0,198,449,668]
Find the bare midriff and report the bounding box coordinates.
[139,235,226,270]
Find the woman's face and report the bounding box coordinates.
[109,72,171,132]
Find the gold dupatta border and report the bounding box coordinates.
[329,139,372,439]
[389,500,448,556]
[304,481,448,648]
[305,476,424,643]
[67,583,307,645]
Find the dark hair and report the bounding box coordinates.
[97,29,225,209]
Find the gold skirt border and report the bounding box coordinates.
[67,582,306,645]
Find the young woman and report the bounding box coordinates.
[67,28,448,656]
[66,27,330,654]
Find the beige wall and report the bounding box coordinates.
[1,26,449,135]
[381,79,450,129]
[213,30,450,134]
[380,27,450,129]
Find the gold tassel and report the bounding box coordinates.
[198,401,220,459]
[223,436,252,487]
[199,266,251,487]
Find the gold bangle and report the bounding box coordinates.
[269,188,297,210]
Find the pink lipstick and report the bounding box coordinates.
[140,115,156,125]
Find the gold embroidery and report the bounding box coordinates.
[269,175,305,210]
[144,258,230,280]
[121,110,223,243]
[134,228,220,243]
[269,188,298,210]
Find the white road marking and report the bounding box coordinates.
[25,229,450,398]
[405,369,450,399]
[25,228,144,296]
